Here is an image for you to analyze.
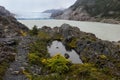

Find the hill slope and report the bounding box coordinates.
[0,6,28,38]
[53,0,120,24]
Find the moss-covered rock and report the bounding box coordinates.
[27,24,120,79]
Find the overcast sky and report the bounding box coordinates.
[0,0,76,13]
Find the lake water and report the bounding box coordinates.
[19,20,120,41]
[47,41,82,64]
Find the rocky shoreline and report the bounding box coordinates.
[52,13,120,24]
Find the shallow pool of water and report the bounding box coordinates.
[47,41,82,64]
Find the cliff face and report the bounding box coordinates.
[54,0,120,23]
[0,6,28,38]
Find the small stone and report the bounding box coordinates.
[19,67,25,72]
[11,71,19,75]
[22,62,28,66]
[73,75,77,77]
[56,47,59,48]
[19,67,25,74]
[9,68,13,71]
[33,73,37,76]
[10,53,16,56]
[64,53,70,59]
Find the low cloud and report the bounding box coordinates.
[0,0,76,13]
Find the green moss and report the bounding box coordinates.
[28,53,41,65]
[28,39,50,66]
[52,33,64,41]
[67,37,78,48]
[29,40,49,57]
[27,30,120,80]
[99,55,107,59]
[42,54,71,74]
[81,35,97,42]
[31,73,67,80]
[29,25,39,36]
[0,62,9,80]
[20,30,27,37]
[37,31,51,40]
[23,70,32,80]
[69,63,112,80]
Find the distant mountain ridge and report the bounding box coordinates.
[43,9,64,18]
[53,0,120,24]
[43,9,64,13]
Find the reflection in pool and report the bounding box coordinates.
[47,41,82,64]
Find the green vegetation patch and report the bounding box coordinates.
[27,26,120,80]
[42,54,70,74]
[0,62,9,80]
[28,39,50,66]
[29,25,39,36]
[37,31,51,40]
[66,37,78,48]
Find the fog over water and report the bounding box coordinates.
[0,0,76,12]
